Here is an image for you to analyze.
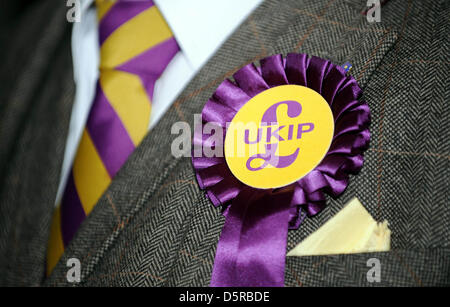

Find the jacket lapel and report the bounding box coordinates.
[0,0,75,286]
[45,0,407,287]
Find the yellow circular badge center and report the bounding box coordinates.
[224,85,334,189]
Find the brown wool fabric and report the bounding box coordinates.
[0,0,448,286]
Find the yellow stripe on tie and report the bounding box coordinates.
[96,0,116,21]
[46,206,64,276]
[100,5,173,68]
[73,129,111,215]
[100,70,151,146]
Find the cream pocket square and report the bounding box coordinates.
[287,197,391,257]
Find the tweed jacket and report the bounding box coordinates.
[0,0,448,286]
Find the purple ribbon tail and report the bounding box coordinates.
[210,190,292,287]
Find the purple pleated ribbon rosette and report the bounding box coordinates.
[192,53,370,287]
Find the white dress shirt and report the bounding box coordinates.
[56,0,262,204]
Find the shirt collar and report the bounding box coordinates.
[154,0,262,70]
[81,0,261,71]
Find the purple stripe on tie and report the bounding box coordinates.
[117,37,179,100]
[99,0,155,45]
[61,171,86,246]
[86,82,136,178]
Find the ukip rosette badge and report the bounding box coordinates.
[192,54,370,287]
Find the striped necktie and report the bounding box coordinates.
[46,0,179,275]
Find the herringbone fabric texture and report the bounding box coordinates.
[0,0,448,286]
